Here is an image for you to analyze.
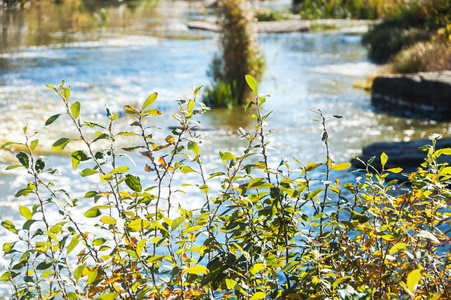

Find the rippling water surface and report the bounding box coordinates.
[1,0,451,290]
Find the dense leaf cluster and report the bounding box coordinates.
[1,77,451,299]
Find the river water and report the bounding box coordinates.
[0,0,450,291]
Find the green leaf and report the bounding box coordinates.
[36,261,52,270]
[245,75,258,96]
[74,264,86,281]
[407,269,421,293]
[100,216,116,225]
[96,293,119,300]
[1,221,18,234]
[66,237,79,254]
[52,138,73,151]
[79,168,98,177]
[136,238,146,257]
[225,279,238,290]
[332,276,351,289]
[128,219,150,232]
[110,166,129,174]
[125,175,142,192]
[188,141,199,157]
[92,238,106,246]
[15,183,36,197]
[16,152,29,168]
[92,133,114,144]
[2,141,23,148]
[46,84,58,93]
[185,265,208,275]
[219,151,236,162]
[179,166,197,173]
[45,114,61,126]
[142,92,158,110]
[62,86,70,101]
[30,139,39,151]
[5,164,24,170]
[71,150,91,170]
[84,208,101,218]
[199,185,209,194]
[19,206,32,220]
[87,268,98,284]
[171,215,185,231]
[281,261,298,272]
[71,101,81,119]
[244,100,254,111]
[381,152,388,167]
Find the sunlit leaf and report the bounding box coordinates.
[250,292,266,300]
[407,269,421,293]
[245,75,258,96]
[79,168,98,177]
[144,108,162,116]
[184,265,207,275]
[142,92,158,110]
[1,220,18,234]
[330,162,351,171]
[110,166,129,174]
[71,101,80,119]
[19,206,32,220]
[30,139,39,151]
[52,138,73,151]
[100,216,117,225]
[84,208,101,218]
[381,152,388,167]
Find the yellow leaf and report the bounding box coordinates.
[165,135,176,144]
[312,276,321,284]
[185,265,208,275]
[330,162,351,171]
[381,152,388,167]
[389,243,407,254]
[102,277,121,285]
[407,269,421,293]
[159,157,167,169]
[145,108,162,116]
[250,263,265,275]
[100,216,117,225]
[250,292,266,300]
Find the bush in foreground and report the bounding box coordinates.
[1,77,451,299]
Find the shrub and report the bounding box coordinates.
[299,0,407,20]
[391,41,451,73]
[203,0,265,108]
[254,8,290,22]
[1,77,451,299]
[362,25,433,63]
[363,0,451,63]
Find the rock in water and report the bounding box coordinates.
[372,71,451,119]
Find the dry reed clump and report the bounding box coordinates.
[390,41,451,74]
